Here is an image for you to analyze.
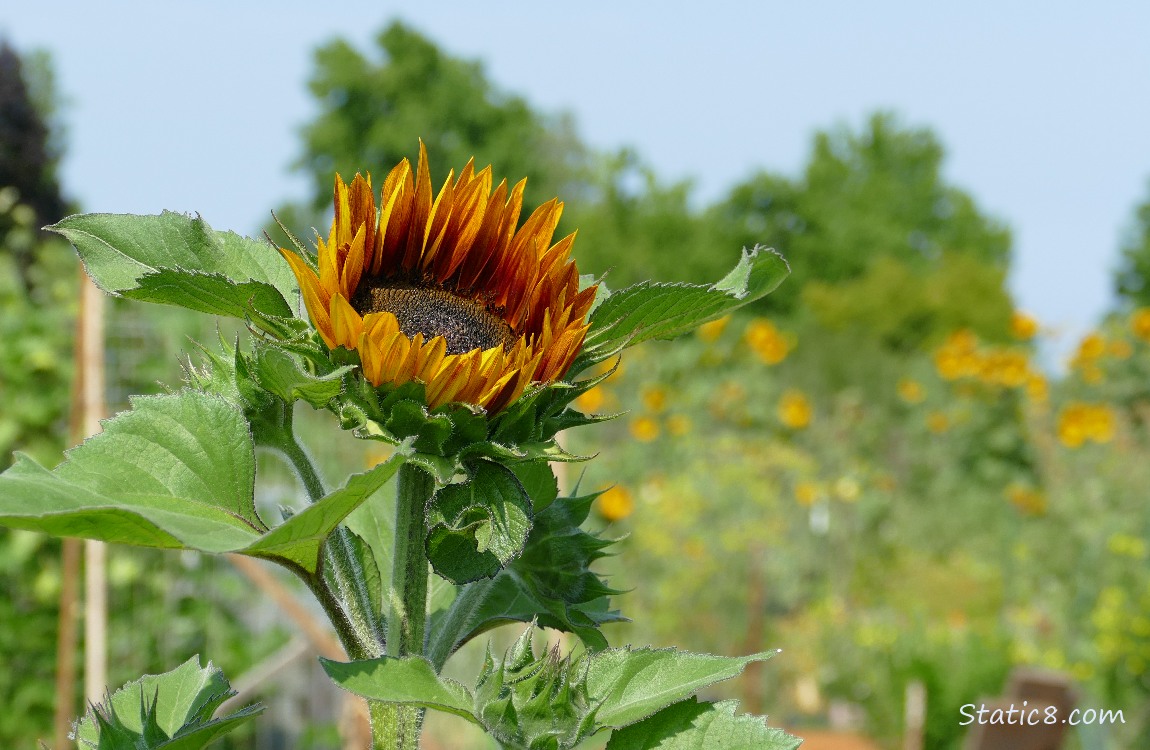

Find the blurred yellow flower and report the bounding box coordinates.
[1006,484,1046,516]
[778,389,813,429]
[597,485,634,521]
[666,413,692,436]
[981,349,1031,387]
[933,330,982,380]
[897,378,926,404]
[1131,308,1150,342]
[1057,402,1117,448]
[1110,339,1133,359]
[1025,373,1049,404]
[744,318,792,365]
[1107,533,1147,558]
[641,384,668,413]
[1080,364,1104,384]
[926,411,950,434]
[697,314,731,342]
[794,480,820,506]
[630,416,660,442]
[833,476,861,502]
[575,385,606,413]
[1011,311,1039,340]
[1071,332,1107,368]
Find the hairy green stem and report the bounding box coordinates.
[378,462,435,747]
[427,578,495,670]
[275,430,384,659]
[273,416,430,748]
[277,432,326,503]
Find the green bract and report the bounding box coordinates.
[321,624,795,750]
[73,657,261,750]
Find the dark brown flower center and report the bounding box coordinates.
[353,281,514,355]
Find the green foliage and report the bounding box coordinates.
[564,149,724,288]
[427,486,621,666]
[73,656,262,750]
[425,460,533,585]
[48,212,298,327]
[323,625,795,750]
[712,112,1012,317]
[0,389,407,574]
[802,252,1014,351]
[1114,178,1150,305]
[0,41,68,287]
[606,698,801,750]
[575,244,790,372]
[0,190,75,468]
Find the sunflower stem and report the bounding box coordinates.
[376,462,434,747]
[274,428,385,660]
[277,430,326,504]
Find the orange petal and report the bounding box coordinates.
[402,140,433,272]
[376,159,413,274]
[415,336,448,383]
[420,169,456,272]
[348,173,376,272]
[377,332,412,385]
[340,223,367,299]
[333,174,352,245]
[330,293,364,350]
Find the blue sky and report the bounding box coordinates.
[3,2,1149,354]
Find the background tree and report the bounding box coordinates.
[0,40,68,289]
[711,113,1013,330]
[1114,179,1150,306]
[284,21,724,290]
[292,21,588,229]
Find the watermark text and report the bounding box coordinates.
[960,702,1124,727]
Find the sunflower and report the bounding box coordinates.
[280,142,598,413]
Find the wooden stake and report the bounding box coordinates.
[78,272,107,704]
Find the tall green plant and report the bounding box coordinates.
[0,144,797,749]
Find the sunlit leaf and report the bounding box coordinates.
[49,211,298,321]
[575,245,788,371]
[73,656,261,750]
[605,698,802,750]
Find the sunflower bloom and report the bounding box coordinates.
[280,143,598,412]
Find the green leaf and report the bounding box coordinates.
[605,698,802,750]
[587,648,780,729]
[320,655,477,724]
[74,656,262,750]
[425,460,532,584]
[574,245,788,371]
[512,461,560,513]
[124,268,292,319]
[427,491,621,668]
[48,212,298,321]
[242,453,405,574]
[0,391,262,551]
[0,390,404,575]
